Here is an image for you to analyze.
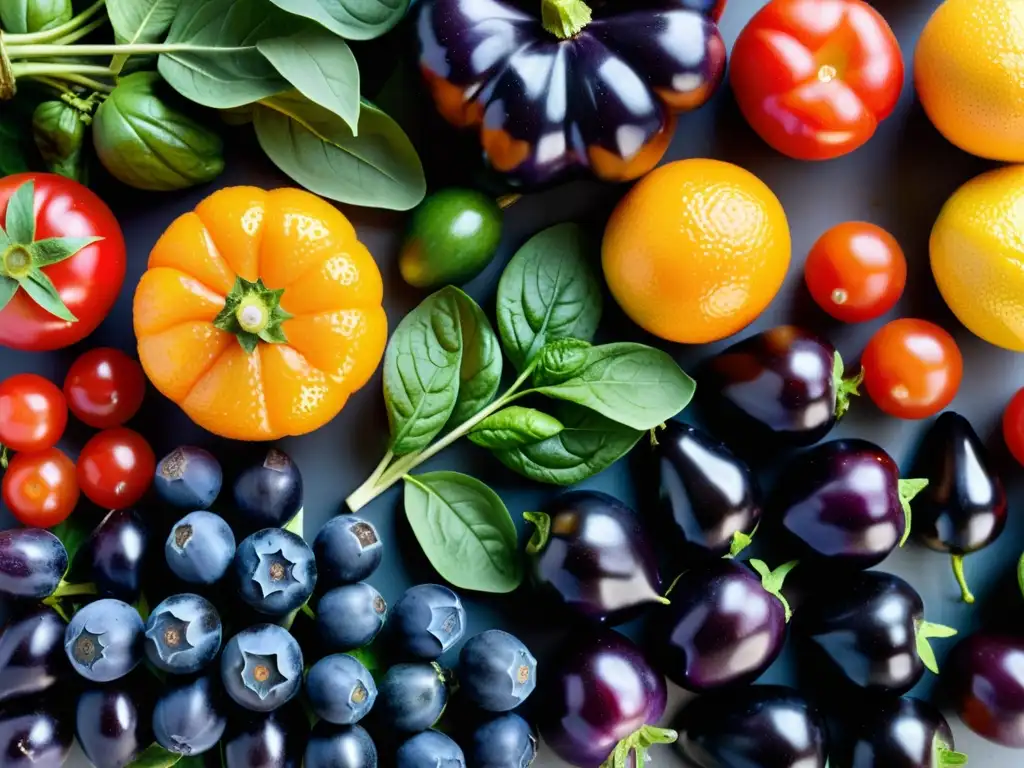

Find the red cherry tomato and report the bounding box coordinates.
[861,319,963,420]
[76,428,155,510]
[64,348,146,429]
[0,173,126,352]
[804,222,907,323]
[730,0,904,161]
[2,447,79,527]
[1004,388,1024,467]
[0,373,68,454]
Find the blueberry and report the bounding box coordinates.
[152,675,227,756]
[0,529,68,599]
[64,599,143,682]
[223,705,308,768]
[144,594,222,675]
[313,516,383,586]
[396,731,465,768]
[467,714,538,768]
[86,509,149,601]
[234,448,303,530]
[391,584,466,660]
[304,722,377,768]
[316,583,387,652]
[166,511,236,585]
[458,630,537,712]
[76,685,151,768]
[307,654,377,726]
[375,662,448,733]
[154,447,223,510]
[233,528,317,617]
[221,624,304,712]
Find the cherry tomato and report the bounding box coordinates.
[730,0,904,160]
[861,319,963,420]
[64,348,146,429]
[0,373,68,454]
[1004,388,1024,467]
[804,222,907,323]
[2,447,79,527]
[76,428,156,510]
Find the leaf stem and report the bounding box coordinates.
[11,63,114,78]
[50,16,110,47]
[5,42,247,58]
[300,602,316,620]
[951,554,975,604]
[0,0,106,45]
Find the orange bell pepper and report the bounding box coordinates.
[133,187,387,440]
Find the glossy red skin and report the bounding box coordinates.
[949,634,1024,748]
[64,348,146,429]
[0,173,126,351]
[1003,388,1024,467]
[77,428,155,510]
[0,374,68,453]
[730,0,903,161]
[2,448,79,528]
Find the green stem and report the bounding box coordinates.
[951,554,975,604]
[936,745,969,767]
[541,0,593,39]
[46,74,112,93]
[749,559,799,622]
[599,725,677,768]
[5,42,246,58]
[897,478,929,547]
[50,581,98,599]
[50,16,109,47]
[523,512,551,555]
[0,0,106,45]
[833,352,864,420]
[365,450,395,490]
[26,74,111,96]
[11,63,114,78]
[300,602,316,620]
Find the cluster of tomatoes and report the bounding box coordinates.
[0,349,155,528]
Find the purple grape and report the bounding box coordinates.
[154,446,223,510]
[0,529,68,599]
[0,607,66,704]
[76,684,151,768]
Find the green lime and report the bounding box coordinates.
[399,188,503,288]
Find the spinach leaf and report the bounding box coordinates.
[533,343,696,430]
[266,0,408,41]
[382,287,463,456]
[125,742,182,767]
[468,406,564,450]
[532,338,592,387]
[403,471,522,593]
[107,0,180,74]
[492,404,643,486]
[0,0,70,35]
[497,223,602,372]
[448,289,502,429]
[253,93,426,211]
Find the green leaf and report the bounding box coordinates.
[284,507,304,537]
[135,592,151,622]
[532,338,592,387]
[266,0,409,41]
[258,28,360,132]
[21,270,76,322]
[27,237,103,268]
[107,0,181,74]
[448,289,502,429]
[0,0,71,34]
[49,515,92,570]
[497,223,603,371]
[403,471,522,593]
[0,277,17,311]
[5,179,35,244]
[915,619,958,675]
[254,93,425,211]
[125,742,182,767]
[749,559,798,622]
[532,342,696,431]
[469,407,564,450]
[897,478,929,547]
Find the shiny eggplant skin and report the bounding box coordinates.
[0,607,67,704]
[847,696,961,768]
[86,509,150,601]
[0,697,73,767]
[674,685,828,768]
[224,706,308,768]
[76,684,151,768]
[947,634,1024,748]
[415,0,726,189]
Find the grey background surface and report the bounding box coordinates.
[2,0,1023,765]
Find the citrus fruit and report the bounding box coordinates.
[602,158,791,344]
[930,165,1024,352]
[915,0,1024,162]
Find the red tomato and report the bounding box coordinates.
[64,348,146,429]
[77,428,155,510]
[804,222,907,322]
[861,319,963,420]
[730,0,904,161]
[0,374,68,453]
[1004,388,1024,467]
[0,173,126,352]
[2,448,79,527]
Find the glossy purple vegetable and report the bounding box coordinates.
[0,528,68,599]
[847,696,966,768]
[911,412,1007,604]
[947,633,1024,749]
[85,509,150,601]
[76,684,152,768]
[0,607,66,704]
[776,439,928,570]
[538,629,675,768]
[415,0,725,189]
[0,698,73,767]
[649,559,795,692]
[524,490,665,626]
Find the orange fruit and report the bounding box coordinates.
[134,187,387,440]
[602,158,791,344]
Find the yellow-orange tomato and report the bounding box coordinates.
[133,187,387,440]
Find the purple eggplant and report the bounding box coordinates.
[649,559,796,692]
[674,685,828,768]
[538,629,674,768]
[775,439,928,570]
[700,326,863,447]
[846,696,966,768]
[76,684,152,768]
[524,491,665,626]
[0,529,68,599]
[0,607,66,705]
[84,509,150,601]
[654,421,762,560]
[0,697,73,767]
[796,570,956,695]
[947,633,1024,748]
[415,0,725,189]
[911,412,1007,604]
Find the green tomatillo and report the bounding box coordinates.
[32,99,89,182]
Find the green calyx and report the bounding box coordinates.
[897,478,929,547]
[951,554,975,605]
[213,276,293,354]
[727,524,758,559]
[935,742,969,767]
[599,725,677,768]
[523,511,551,555]
[0,179,101,321]
[914,618,957,675]
[832,352,864,420]
[541,0,592,39]
[749,559,799,622]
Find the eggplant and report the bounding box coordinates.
[524,491,665,626]
[947,633,1024,748]
[0,607,67,704]
[83,509,150,601]
[414,0,725,189]
[700,326,862,447]
[0,529,68,599]
[846,696,966,768]
[911,412,1007,604]
[654,421,762,560]
[224,706,308,768]
[796,570,956,695]
[76,684,151,768]
[775,439,928,570]
[674,685,828,768]
[0,697,73,767]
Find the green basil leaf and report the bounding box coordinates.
[497,223,602,371]
[254,93,426,211]
[0,0,71,34]
[403,471,522,593]
[107,0,181,74]
[532,342,695,431]
[383,287,463,456]
[126,743,182,768]
[266,0,408,41]
[492,404,643,486]
[31,101,88,183]
[468,406,563,450]
[448,288,502,429]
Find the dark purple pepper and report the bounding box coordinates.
[847,696,965,768]
[0,607,67,704]
[947,633,1024,749]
